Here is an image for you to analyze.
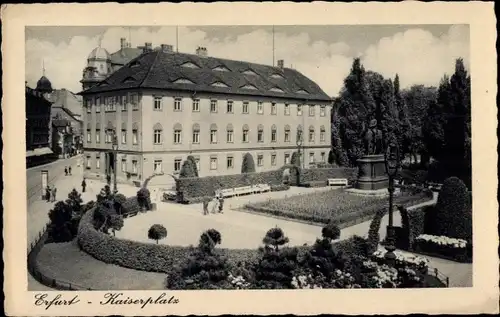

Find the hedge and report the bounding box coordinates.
[298,168,357,185]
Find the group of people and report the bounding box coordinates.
[202,192,225,215]
[64,166,72,176]
[45,185,57,202]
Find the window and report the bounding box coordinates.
[106,129,113,143]
[297,104,302,116]
[271,102,277,115]
[284,126,290,142]
[153,126,162,144]
[257,154,263,166]
[154,96,163,110]
[95,129,100,143]
[257,102,263,114]
[284,154,290,164]
[121,99,127,112]
[174,159,182,172]
[227,156,234,169]
[121,159,127,172]
[86,99,92,113]
[284,103,290,115]
[210,99,218,113]
[257,125,264,143]
[192,99,200,112]
[192,124,200,144]
[210,124,218,144]
[309,152,315,164]
[271,126,277,143]
[132,160,138,173]
[132,129,138,145]
[96,98,101,113]
[86,156,91,169]
[226,128,234,143]
[242,101,249,114]
[96,157,100,169]
[121,129,126,144]
[309,105,315,116]
[154,160,163,173]
[174,128,182,144]
[130,94,139,109]
[320,126,326,142]
[87,130,91,142]
[321,152,326,162]
[271,154,277,166]
[309,127,315,143]
[242,126,249,142]
[320,105,326,117]
[227,100,233,113]
[210,157,218,170]
[174,97,182,111]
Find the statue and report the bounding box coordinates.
[364,119,383,155]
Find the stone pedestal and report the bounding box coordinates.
[355,154,389,191]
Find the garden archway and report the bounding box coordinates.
[367,205,411,253]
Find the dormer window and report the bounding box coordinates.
[211,81,229,88]
[271,73,285,80]
[269,87,284,93]
[173,78,195,84]
[241,84,258,90]
[122,77,135,84]
[129,61,140,68]
[213,65,230,72]
[180,62,201,69]
[296,89,309,94]
[242,69,258,76]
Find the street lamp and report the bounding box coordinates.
[112,129,118,194]
[384,138,400,266]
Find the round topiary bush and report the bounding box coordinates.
[241,152,256,173]
[263,227,289,251]
[432,176,472,241]
[180,156,198,178]
[148,224,167,244]
[322,222,341,241]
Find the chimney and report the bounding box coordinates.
[196,46,208,57]
[161,44,173,53]
[277,59,284,69]
[120,38,126,49]
[142,42,153,53]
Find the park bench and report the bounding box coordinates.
[235,185,253,196]
[220,188,236,198]
[258,184,271,192]
[327,178,348,187]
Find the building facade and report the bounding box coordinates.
[50,89,84,153]
[80,43,332,187]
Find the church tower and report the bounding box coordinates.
[80,36,111,91]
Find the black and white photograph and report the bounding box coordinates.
[3,2,498,316]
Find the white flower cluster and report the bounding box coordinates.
[291,274,323,289]
[371,265,398,288]
[228,273,250,289]
[416,234,467,249]
[362,260,378,269]
[373,250,429,268]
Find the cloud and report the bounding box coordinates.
[25,25,469,97]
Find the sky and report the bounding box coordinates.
[25,25,469,97]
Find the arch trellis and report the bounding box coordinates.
[367,205,412,254]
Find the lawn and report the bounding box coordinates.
[35,240,166,290]
[245,189,432,226]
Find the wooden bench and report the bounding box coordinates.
[235,186,253,196]
[327,178,348,187]
[220,188,236,198]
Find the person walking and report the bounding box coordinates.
[45,186,51,202]
[68,166,72,175]
[81,178,87,193]
[51,185,57,202]
[64,167,68,176]
[202,198,209,216]
[218,194,224,214]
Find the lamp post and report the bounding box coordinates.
[296,129,303,184]
[384,138,400,266]
[112,130,118,194]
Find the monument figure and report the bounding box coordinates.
[364,119,383,155]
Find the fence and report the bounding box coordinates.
[27,221,93,291]
[428,266,450,287]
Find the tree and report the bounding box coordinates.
[148,224,167,244]
[47,201,74,243]
[322,222,341,242]
[290,151,301,167]
[241,152,256,173]
[335,58,377,166]
[263,227,289,251]
[66,188,83,215]
[137,187,152,211]
[180,156,198,178]
[327,149,335,165]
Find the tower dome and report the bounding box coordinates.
[36,75,53,93]
[87,47,110,61]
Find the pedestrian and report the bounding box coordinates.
[64,167,68,176]
[218,194,224,214]
[51,186,57,202]
[45,186,51,202]
[202,198,209,216]
[81,178,87,193]
[69,166,72,175]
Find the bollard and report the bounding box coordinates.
[446,277,450,287]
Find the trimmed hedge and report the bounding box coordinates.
[299,168,357,185]
[405,206,427,251]
[414,238,471,263]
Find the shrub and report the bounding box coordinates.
[291,151,301,167]
[113,193,127,214]
[367,208,386,255]
[148,224,167,244]
[48,201,75,243]
[263,227,289,251]
[122,196,140,215]
[109,214,124,236]
[65,188,83,215]
[302,237,346,282]
[179,157,198,178]
[328,149,335,165]
[322,222,341,241]
[137,187,152,211]
[432,177,472,242]
[241,152,256,173]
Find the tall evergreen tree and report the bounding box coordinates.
[393,74,413,160]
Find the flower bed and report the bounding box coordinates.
[414,234,471,263]
[372,250,430,275]
[245,189,433,226]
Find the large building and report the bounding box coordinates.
[80,42,332,187]
[50,88,84,153]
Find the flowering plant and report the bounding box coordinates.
[415,234,467,249]
[372,249,429,271]
[228,273,251,289]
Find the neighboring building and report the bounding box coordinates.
[25,77,54,165]
[49,88,84,152]
[80,43,332,187]
[51,118,75,158]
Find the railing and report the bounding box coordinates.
[428,265,450,287]
[27,221,93,291]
